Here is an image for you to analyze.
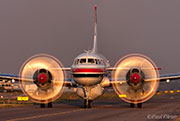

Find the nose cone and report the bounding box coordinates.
[130,73,140,83]
[38,73,48,83]
[71,66,105,86]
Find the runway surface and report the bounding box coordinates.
[1,94,180,121]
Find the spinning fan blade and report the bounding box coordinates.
[19,54,66,103]
[112,54,159,104]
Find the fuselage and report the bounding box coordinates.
[71,52,109,86]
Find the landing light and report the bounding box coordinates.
[12,79,15,83]
[73,88,77,92]
[157,92,161,95]
[166,79,170,83]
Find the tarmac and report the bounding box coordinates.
[0,94,180,121]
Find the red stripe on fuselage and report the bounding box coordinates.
[72,68,105,73]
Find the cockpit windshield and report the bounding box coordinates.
[74,58,102,65]
[88,59,96,64]
[79,58,86,64]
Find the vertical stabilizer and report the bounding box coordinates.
[91,5,98,53]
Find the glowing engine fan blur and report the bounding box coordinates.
[19,54,65,103]
[112,54,159,104]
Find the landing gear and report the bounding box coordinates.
[40,102,53,108]
[82,86,92,108]
[48,102,53,108]
[129,103,142,108]
[137,103,142,108]
[84,99,92,108]
[40,104,45,108]
[130,103,135,108]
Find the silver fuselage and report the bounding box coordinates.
[70,52,110,100]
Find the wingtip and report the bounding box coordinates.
[95,4,97,10]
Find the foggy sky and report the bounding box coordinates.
[0,0,180,75]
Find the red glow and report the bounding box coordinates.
[38,73,48,83]
[154,68,161,70]
[131,73,140,83]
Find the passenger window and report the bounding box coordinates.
[74,59,78,65]
[101,60,104,65]
[97,59,101,65]
[95,59,98,64]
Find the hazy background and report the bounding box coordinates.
[0,0,180,75]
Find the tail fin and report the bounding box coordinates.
[91,4,98,53]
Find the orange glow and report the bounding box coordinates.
[73,88,77,92]
[157,92,161,95]
[19,54,65,104]
[112,54,159,104]
[169,91,174,93]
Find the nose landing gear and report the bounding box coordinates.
[82,87,93,108]
[84,99,92,108]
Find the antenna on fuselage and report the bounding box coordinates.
[91,4,98,53]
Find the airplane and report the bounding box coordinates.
[1,5,180,108]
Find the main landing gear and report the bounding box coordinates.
[130,103,142,108]
[40,102,53,108]
[137,103,142,108]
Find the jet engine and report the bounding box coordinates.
[19,54,66,104]
[112,54,159,104]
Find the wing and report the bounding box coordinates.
[0,68,77,88]
[159,73,180,82]
[0,73,20,80]
[51,67,71,71]
[63,78,78,87]
[103,69,180,88]
[106,67,161,71]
